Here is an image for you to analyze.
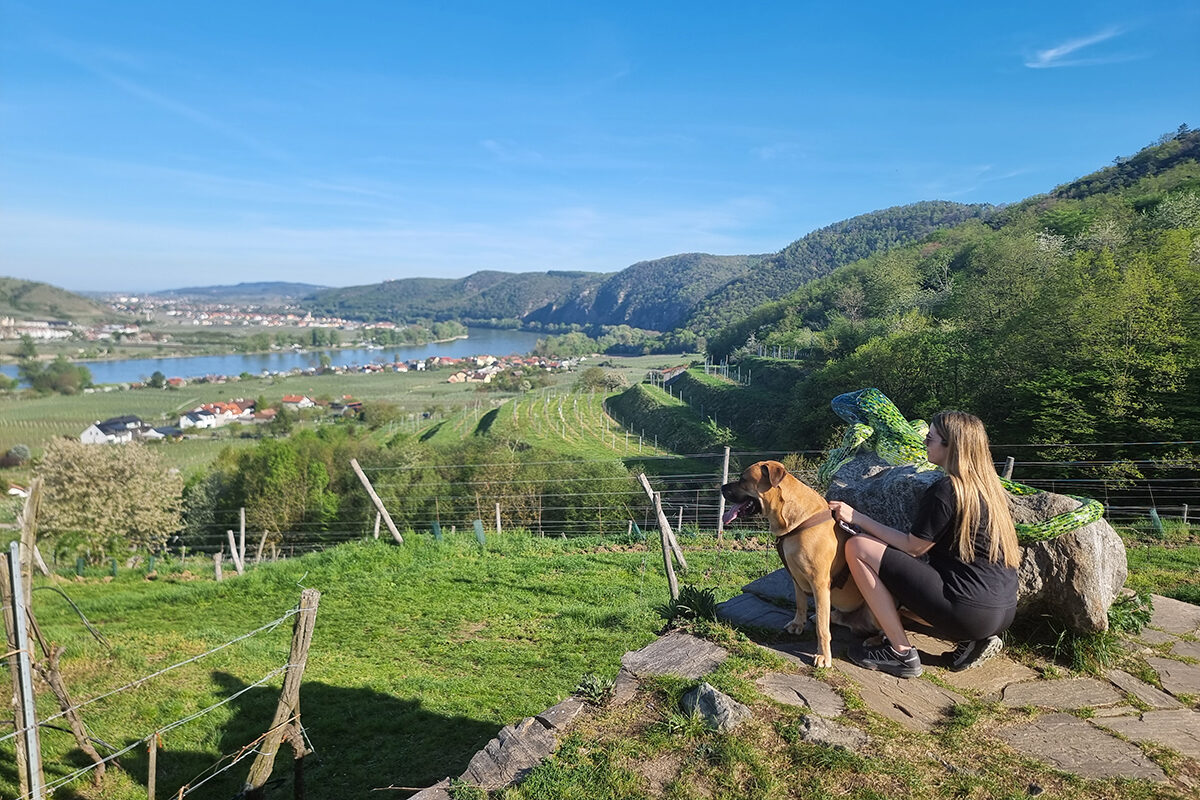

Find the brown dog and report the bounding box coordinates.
[721,460,876,667]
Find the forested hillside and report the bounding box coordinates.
[298,202,988,338]
[682,201,993,334]
[710,128,1200,457]
[536,253,764,330]
[302,270,604,324]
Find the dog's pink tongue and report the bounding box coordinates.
[722,500,751,526]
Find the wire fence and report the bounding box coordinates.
[4,599,305,799]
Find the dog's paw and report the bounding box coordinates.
[785,618,807,635]
[814,653,833,669]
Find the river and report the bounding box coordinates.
[0,326,546,385]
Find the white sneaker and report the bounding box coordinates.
[948,635,1002,671]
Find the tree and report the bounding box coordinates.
[148,370,166,389]
[20,355,92,395]
[17,333,37,360]
[3,444,31,466]
[38,439,183,562]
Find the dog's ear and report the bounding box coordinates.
[766,461,788,488]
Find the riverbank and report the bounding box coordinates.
[0,327,545,385]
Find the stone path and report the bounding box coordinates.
[717,569,1200,783]
[409,578,1200,797]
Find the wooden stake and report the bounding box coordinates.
[350,458,403,544]
[148,734,158,800]
[239,507,247,565]
[244,589,320,799]
[214,552,223,582]
[655,494,679,601]
[717,446,730,542]
[2,546,30,798]
[1003,456,1015,480]
[373,513,381,540]
[227,531,245,575]
[637,474,687,571]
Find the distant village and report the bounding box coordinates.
[76,351,584,444]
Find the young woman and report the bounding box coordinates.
[828,410,1020,678]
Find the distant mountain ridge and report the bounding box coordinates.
[298,200,990,333]
[160,281,328,304]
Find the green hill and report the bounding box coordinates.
[683,201,994,334]
[0,276,119,323]
[706,127,1200,456]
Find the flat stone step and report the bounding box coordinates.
[936,657,1040,700]
[1149,594,1200,635]
[835,660,964,733]
[1002,678,1123,710]
[1106,669,1184,710]
[996,713,1165,782]
[620,631,728,679]
[756,672,845,717]
[1094,708,1200,760]
[742,568,797,605]
[716,592,794,630]
[1146,655,1200,697]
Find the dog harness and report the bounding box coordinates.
[774,509,852,591]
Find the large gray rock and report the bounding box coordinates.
[827,454,1126,634]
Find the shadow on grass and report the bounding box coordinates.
[52,671,500,800]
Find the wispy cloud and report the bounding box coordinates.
[1025,27,1141,69]
[42,37,287,162]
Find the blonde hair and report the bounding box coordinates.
[930,411,1020,568]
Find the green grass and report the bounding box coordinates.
[6,534,771,800]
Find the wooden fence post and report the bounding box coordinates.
[1003,456,1015,480]
[637,474,687,571]
[243,589,320,800]
[227,531,245,575]
[214,552,223,582]
[495,502,502,535]
[717,447,730,541]
[654,494,679,601]
[148,734,158,800]
[2,543,30,798]
[6,541,45,798]
[239,507,247,566]
[350,459,403,544]
[373,513,381,540]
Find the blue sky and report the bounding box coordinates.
[1,2,1197,293]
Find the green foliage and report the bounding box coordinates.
[667,584,719,622]
[574,672,614,703]
[701,130,1200,458]
[4,443,30,465]
[17,333,37,359]
[19,354,92,395]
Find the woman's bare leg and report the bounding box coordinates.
[844,535,913,651]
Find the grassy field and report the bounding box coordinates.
[5,533,775,800]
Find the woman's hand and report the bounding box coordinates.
[828,500,856,527]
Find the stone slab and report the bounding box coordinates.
[717,592,795,630]
[1002,678,1123,709]
[742,568,797,604]
[1094,709,1200,760]
[1171,639,1200,660]
[756,672,845,717]
[797,714,868,751]
[1107,669,1184,710]
[1133,628,1180,646]
[937,658,1040,700]
[1147,656,1200,697]
[460,717,558,790]
[996,713,1165,782]
[1091,705,1140,718]
[1149,594,1200,635]
[536,697,586,730]
[835,660,964,733]
[621,631,728,679]
[609,667,638,707]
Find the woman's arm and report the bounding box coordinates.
[828,501,935,557]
